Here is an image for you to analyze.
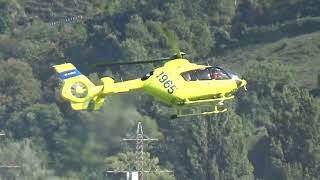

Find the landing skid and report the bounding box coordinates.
[171,96,234,119]
[171,106,227,119]
[183,95,234,106]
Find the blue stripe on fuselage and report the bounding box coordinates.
[59,69,81,80]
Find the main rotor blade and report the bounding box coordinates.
[161,26,181,58]
[91,57,172,67]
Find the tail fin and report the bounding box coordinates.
[53,63,105,110]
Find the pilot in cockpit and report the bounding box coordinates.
[210,69,222,80]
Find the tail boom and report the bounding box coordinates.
[101,77,144,94]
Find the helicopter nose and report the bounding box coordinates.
[236,80,242,87]
[236,79,247,90]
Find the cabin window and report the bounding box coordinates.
[181,69,211,81]
[181,67,230,81]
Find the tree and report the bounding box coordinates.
[0,139,75,180]
[152,110,254,180]
[0,59,41,121]
[0,0,22,33]
[237,60,320,179]
[236,60,295,126]
[267,88,320,178]
[7,103,65,151]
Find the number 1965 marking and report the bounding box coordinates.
[156,71,177,94]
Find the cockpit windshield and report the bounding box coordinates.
[222,68,240,79]
[181,67,231,81]
[208,67,230,80]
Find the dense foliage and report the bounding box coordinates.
[0,0,319,179]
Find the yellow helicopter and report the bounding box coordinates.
[53,51,247,118]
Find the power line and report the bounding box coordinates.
[49,15,83,26]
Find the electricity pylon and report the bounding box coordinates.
[122,122,158,180]
[0,132,20,169]
[106,122,172,180]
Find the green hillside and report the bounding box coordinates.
[216,31,320,88]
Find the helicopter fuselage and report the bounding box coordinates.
[142,59,245,106]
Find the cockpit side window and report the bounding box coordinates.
[196,69,211,80]
[181,67,231,81]
[181,69,211,81]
